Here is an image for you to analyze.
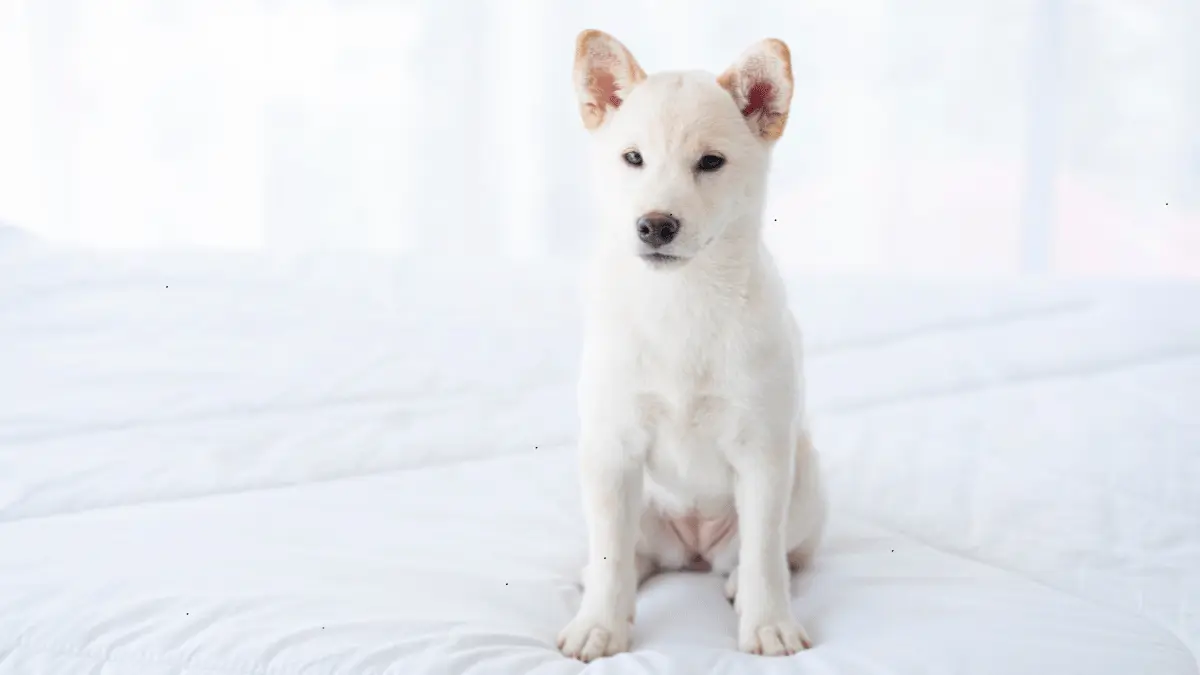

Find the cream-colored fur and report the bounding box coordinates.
[557,30,826,661]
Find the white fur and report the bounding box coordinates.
[558,32,826,661]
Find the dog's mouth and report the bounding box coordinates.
[639,252,687,268]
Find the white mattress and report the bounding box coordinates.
[1,240,1197,674]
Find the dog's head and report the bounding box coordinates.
[574,30,793,268]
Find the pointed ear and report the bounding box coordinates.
[573,30,647,131]
[717,39,794,141]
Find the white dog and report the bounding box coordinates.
[557,30,826,661]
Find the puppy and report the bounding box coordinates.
[557,30,826,661]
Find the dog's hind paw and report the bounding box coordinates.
[723,568,740,611]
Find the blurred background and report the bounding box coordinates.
[0,0,1196,277]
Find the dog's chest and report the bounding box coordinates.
[601,277,763,510]
[639,387,737,511]
[633,325,744,511]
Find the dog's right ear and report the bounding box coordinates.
[718,39,794,142]
[573,30,646,131]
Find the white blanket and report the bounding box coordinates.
[1,244,1196,674]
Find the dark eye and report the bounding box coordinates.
[623,150,643,167]
[697,154,725,172]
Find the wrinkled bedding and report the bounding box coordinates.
[1,242,1197,674]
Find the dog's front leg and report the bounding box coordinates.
[557,438,642,662]
[731,435,811,655]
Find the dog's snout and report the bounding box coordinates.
[636,213,680,248]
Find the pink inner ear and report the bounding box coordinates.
[591,68,624,109]
[741,81,773,117]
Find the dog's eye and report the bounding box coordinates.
[623,150,644,167]
[697,155,725,172]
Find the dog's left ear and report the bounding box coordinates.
[574,30,647,131]
[718,39,794,141]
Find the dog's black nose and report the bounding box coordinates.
[636,213,679,248]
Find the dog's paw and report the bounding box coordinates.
[557,613,631,662]
[739,616,811,656]
[723,568,740,612]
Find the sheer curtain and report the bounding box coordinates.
[0,0,1196,276]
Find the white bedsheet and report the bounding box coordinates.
[1,241,1197,674]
